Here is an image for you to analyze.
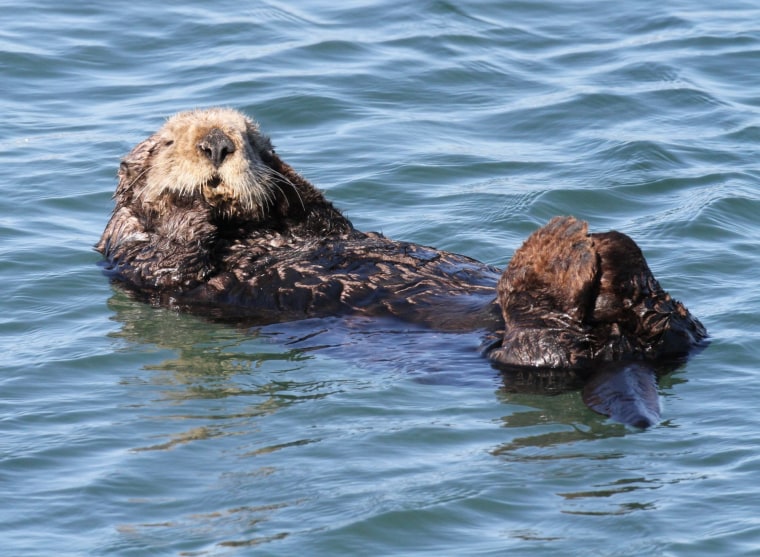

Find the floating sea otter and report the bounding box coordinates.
[97,108,706,427]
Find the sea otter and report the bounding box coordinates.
[97,107,706,427]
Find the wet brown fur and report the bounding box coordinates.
[97,108,706,372]
[490,217,706,369]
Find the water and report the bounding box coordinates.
[2,1,759,555]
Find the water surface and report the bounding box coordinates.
[2,1,760,555]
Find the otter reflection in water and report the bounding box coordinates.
[97,108,706,427]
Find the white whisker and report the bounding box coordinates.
[263,165,306,211]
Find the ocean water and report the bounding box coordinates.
[2,1,759,555]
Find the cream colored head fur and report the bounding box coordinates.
[137,108,280,215]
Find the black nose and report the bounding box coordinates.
[197,128,235,167]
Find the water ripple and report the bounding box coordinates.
[2,1,760,555]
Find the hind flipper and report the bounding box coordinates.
[492,216,598,368]
[582,362,661,428]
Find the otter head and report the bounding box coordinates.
[133,108,279,219]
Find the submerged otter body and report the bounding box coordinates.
[97,108,706,427]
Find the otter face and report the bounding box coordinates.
[138,108,277,217]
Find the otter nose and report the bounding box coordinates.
[197,128,235,168]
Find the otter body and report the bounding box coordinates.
[97,108,706,427]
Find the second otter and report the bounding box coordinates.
[97,108,707,426]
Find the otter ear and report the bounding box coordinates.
[245,120,274,155]
[116,132,161,195]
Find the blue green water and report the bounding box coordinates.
[2,1,760,555]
